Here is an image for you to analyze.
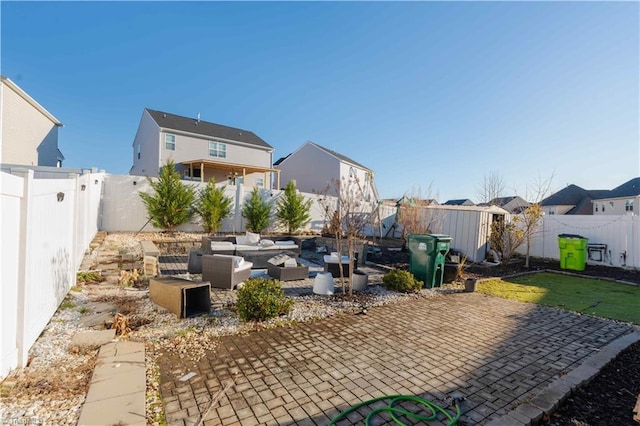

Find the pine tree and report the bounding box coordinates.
[275,181,312,234]
[139,159,195,233]
[242,187,272,233]
[194,179,233,234]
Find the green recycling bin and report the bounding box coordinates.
[408,234,452,288]
[558,234,588,271]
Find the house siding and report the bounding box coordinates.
[129,110,160,176]
[131,110,273,188]
[277,143,339,194]
[542,205,574,215]
[593,196,639,215]
[1,80,60,166]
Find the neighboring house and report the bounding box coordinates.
[130,109,279,189]
[593,177,639,215]
[540,184,610,215]
[274,141,378,202]
[444,199,474,206]
[0,76,64,167]
[481,196,530,213]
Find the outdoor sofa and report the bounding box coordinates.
[198,233,302,269]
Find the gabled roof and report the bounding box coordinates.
[597,177,640,199]
[541,184,611,206]
[444,199,474,206]
[481,195,530,213]
[145,108,272,149]
[307,141,371,171]
[566,195,598,215]
[541,184,587,206]
[273,154,290,166]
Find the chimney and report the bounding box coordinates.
[196,112,200,123]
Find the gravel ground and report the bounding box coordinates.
[0,232,455,425]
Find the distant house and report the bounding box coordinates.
[444,199,474,206]
[130,109,279,188]
[480,196,530,213]
[0,76,64,167]
[540,184,610,215]
[274,141,378,201]
[592,177,639,215]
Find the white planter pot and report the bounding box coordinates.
[313,272,334,295]
[351,270,369,292]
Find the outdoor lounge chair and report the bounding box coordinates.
[202,254,253,290]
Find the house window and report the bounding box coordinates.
[209,141,226,158]
[184,168,201,181]
[595,205,598,212]
[137,144,141,159]
[256,178,264,188]
[602,204,605,212]
[165,134,176,151]
[626,200,634,211]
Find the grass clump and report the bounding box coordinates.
[382,270,423,293]
[76,271,101,283]
[236,278,294,322]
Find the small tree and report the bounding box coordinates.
[396,184,442,250]
[275,181,312,235]
[139,159,194,233]
[242,187,272,233]
[490,205,544,268]
[194,179,233,234]
[319,177,371,296]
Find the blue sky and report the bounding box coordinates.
[2,1,638,202]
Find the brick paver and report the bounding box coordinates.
[156,286,635,425]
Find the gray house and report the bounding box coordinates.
[540,184,609,215]
[274,141,378,201]
[593,177,640,215]
[130,109,280,188]
[1,76,64,167]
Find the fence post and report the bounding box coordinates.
[10,168,33,368]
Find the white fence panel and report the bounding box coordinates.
[0,173,24,378]
[100,174,336,234]
[517,214,638,269]
[21,174,76,364]
[0,170,103,378]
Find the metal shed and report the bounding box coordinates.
[428,205,509,263]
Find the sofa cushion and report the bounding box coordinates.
[259,239,276,247]
[246,232,261,245]
[211,241,235,250]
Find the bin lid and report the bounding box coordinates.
[558,234,585,239]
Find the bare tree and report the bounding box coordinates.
[318,177,371,296]
[396,185,442,249]
[490,172,554,268]
[476,171,505,204]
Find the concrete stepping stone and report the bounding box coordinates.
[71,329,116,348]
[77,341,146,426]
[79,303,118,328]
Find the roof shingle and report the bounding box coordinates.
[146,109,272,149]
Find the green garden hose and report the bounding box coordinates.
[328,394,462,426]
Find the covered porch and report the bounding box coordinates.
[180,159,281,189]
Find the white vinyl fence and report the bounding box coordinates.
[0,169,104,378]
[516,214,639,269]
[100,174,332,234]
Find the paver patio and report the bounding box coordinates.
[155,284,635,425]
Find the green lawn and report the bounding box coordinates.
[477,272,640,324]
